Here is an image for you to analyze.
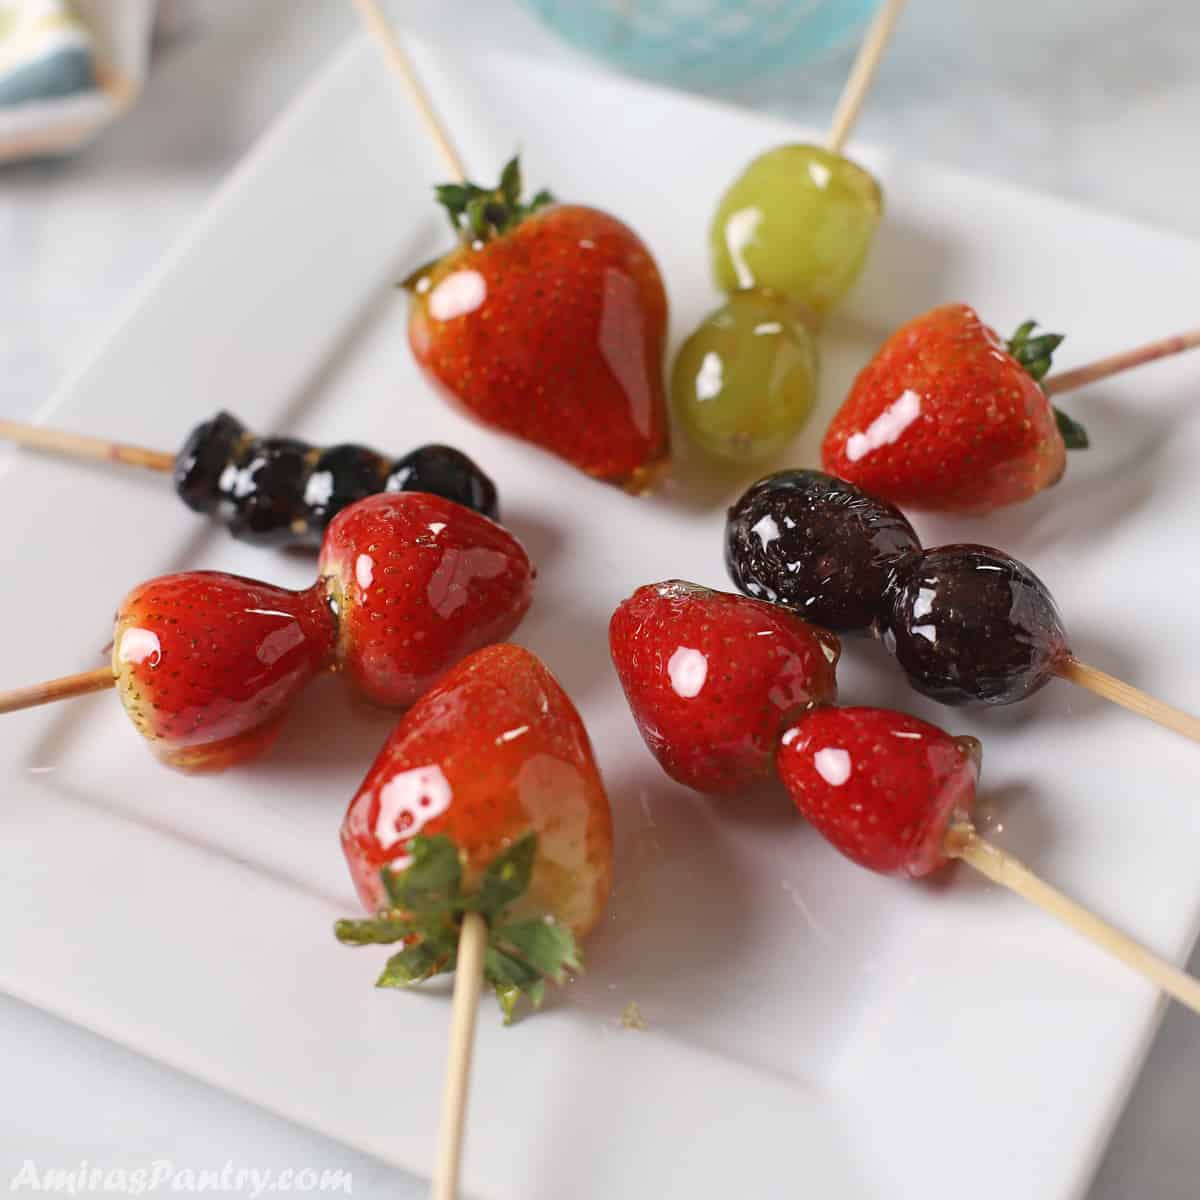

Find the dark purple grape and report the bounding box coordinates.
[883,544,1069,706]
[219,436,313,546]
[725,469,921,634]
[173,411,246,514]
[385,444,499,522]
[305,444,390,530]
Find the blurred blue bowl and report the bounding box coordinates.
[520,0,880,89]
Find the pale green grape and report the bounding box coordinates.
[672,290,818,464]
[710,144,882,315]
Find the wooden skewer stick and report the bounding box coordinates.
[826,0,907,156]
[0,667,115,715]
[947,825,1200,1014]
[431,911,487,1200]
[1044,325,1200,396]
[0,419,174,474]
[353,0,467,183]
[1056,656,1200,745]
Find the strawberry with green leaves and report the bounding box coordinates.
[337,643,612,1020]
[406,157,670,490]
[822,303,1088,513]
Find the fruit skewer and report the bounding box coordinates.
[608,585,1200,1015]
[0,412,498,548]
[779,705,1200,1015]
[822,304,1200,513]
[335,644,614,1200]
[673,1,905,465]
[725,469,1200,744]
[356,1,670,492]
[0,492,534,769]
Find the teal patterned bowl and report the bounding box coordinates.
[520,0,880,88]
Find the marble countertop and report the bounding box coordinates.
[3,1,1199,1196]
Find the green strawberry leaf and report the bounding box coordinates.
[468,832,537,920]
[377,940,453,989]
[493,984,521,1024]
[337,832,580,1023]
[382,835,461,914]
[495,917,581,983]
[333,914,415,946]
[484,945,546,1025]
[431,156,551,242]
[1006,318,1065,384]
[499,155,521,206]
[1054,406,1090,450]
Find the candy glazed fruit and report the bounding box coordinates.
[671,290,819,465]
[29,492,535,772]
[337,643,613,1020]
[710,145,882,318]
[318,492,534,707]
[174,411,499,547]
[777,705,980,877]
[609,580,839,794]
[725,469,920,635]
[406,157,670,490]
[113,571,336,771]
[822,304,1089,513]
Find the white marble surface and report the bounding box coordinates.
[2,1,1199,1196]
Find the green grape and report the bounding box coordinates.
[672,290,818,464]
[710,144,882,316]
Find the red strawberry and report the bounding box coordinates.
[407,157,670,489]
[318,492,534,708]
[610,580,840,794]
[822,304,1087,513]
[776,706,979,877]
[112,571,336,771]
[337,644,613,1018]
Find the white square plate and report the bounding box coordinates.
[4,33,1200,1200]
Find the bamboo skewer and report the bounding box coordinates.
[431,912,488,1200]
[1057,656,1200,745]
[947,826,1200,1014]
[826,0,907,156]
[353,0,467,183]
[0,668,115,715]
[0,420,174,473]
[1045,326,1200,396]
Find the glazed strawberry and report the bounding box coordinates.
[407,157,670,489]
[337,644,613,1019]
[822,304,1088,513]
[113,571,336,770]
[777,706,979,877]
[319,492,534,708]
[610,580,840,794]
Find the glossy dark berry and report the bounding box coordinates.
[171,414,500,548]
[173,411,246,514]
[386,444,500,522]
[725,469,921,635]
[305,444,390,530]
[218,436,314,546]
[883,544,1069,706]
